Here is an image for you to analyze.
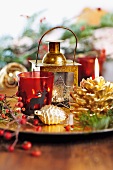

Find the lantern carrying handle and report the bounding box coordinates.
[35,26,78,67]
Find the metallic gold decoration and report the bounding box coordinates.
[34,105,67,125]
[29,26,81,105]
[30,60,79,86]
[70,76,113,114]
[0,62,27,88]
[29,26,80,87]
[42,40,66,65]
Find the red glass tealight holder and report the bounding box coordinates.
[76,50,106,83]
[17,71,54,115]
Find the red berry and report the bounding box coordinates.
[15,102,23,108]
[35,126,42,132]
[1,114,6,119]
[0,94,5,101]
[8,145,14,152]
[71,125,74,128]
[22,114,27,119]
[22,141,32,150]
[40,19,42,23]
[65,125,71,131]
[0,129,4,136]
[33,119,39,126]
[5,109,9,113]
[80,26,85,31]
[18,97,22,101]
[97,7,101,11]
[31,150,41,157]
[20,118,26,125]
[4,132,12,140]
[21,107,26,111]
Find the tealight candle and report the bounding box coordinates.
[95,58,99,78]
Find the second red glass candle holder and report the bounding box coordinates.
[76,50,106,83]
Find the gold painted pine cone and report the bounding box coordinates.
[69,76,113,114]
[34,105,67,125]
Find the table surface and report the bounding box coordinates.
[0,60,113,170]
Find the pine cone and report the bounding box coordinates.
[70,76,113,115]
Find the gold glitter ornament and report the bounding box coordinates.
[70,76,113,115]
[34,105,67,125]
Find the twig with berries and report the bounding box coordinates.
[0,93,42,156]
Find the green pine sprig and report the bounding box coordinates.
[75,109,113,131]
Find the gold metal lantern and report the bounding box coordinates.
[29,26,80,105]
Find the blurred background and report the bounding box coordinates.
[0,0,113,88]
[0,0,113,37]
